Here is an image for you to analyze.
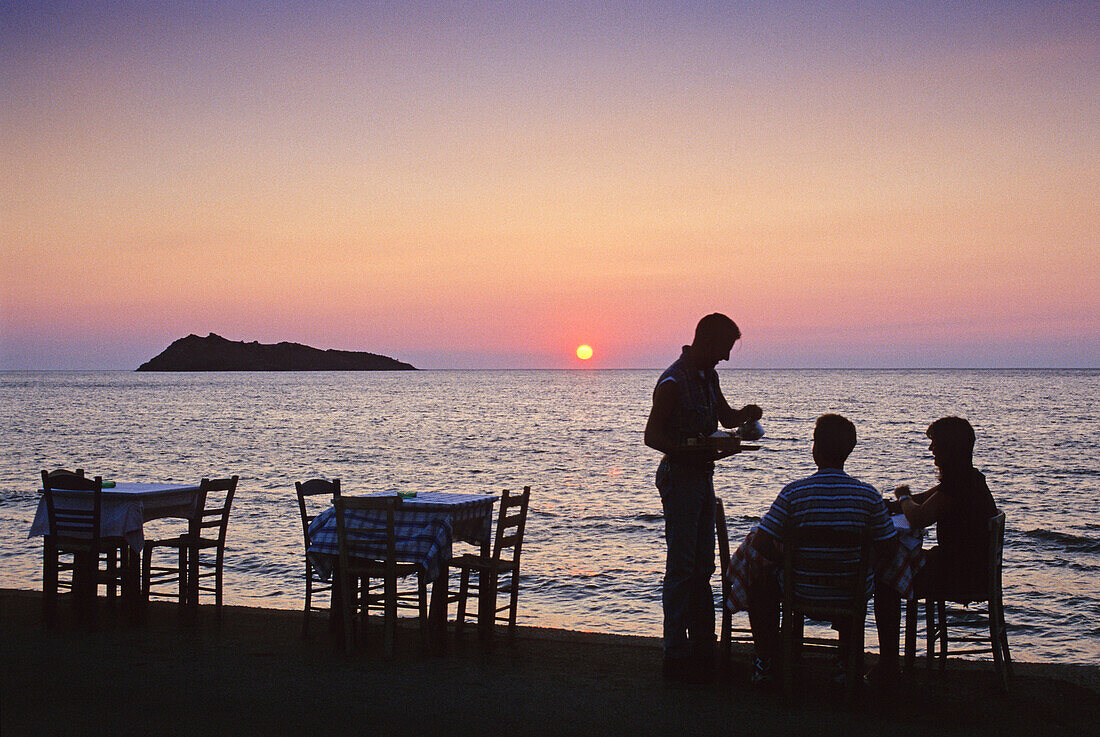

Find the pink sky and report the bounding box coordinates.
[1,2,1097,369]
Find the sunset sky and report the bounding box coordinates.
[2,1,1097,369]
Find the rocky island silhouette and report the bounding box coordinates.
[136,333,416,371]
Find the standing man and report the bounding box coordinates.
[645,313,762,683]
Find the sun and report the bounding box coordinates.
[575,344,593,361]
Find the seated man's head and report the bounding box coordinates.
[812,413,857,469]
[691,313,741,368]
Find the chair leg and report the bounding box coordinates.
[74,552,98,630]
[481,569,499,641]
[989,611,1006,692]
[141,547,151,601]
[383,575,396,660]
[793,617,805,662]
[904,597,918,672]
[936,600,948,670]
[455,568,470,636]
[989,599,1012,692]
[721,603,732,661]
[507,574,520,642]
[105,549,117,601]
[846,613,865,705]
[999,607,1014,678]
[339,571,355,653]
[178,546,189,608]
[781,611,797,698]
[303,562,312,639]
[925,598,937,670]
[185,540,200,619]
[213,549,224,615]
[43,541,59,627]
[418,575,429,630]
[123,548,141,625]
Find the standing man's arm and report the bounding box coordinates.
[646,380,720,463]
[644,379,679,456]
[714,382,763,429]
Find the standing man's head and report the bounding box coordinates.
[690,313,741,368]
[812,413,857,469]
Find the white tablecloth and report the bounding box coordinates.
[29,482,204,551]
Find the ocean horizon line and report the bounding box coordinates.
[2,366,1097,373]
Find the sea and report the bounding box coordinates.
[1,369,1097,665]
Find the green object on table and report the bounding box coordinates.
[101,480,116,488]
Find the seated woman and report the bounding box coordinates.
[874,416,998,677]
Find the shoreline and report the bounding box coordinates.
[3,581,1096,674]
[3,588,1097,736]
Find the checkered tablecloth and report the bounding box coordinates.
[723,522,926,613]
[306,492,497,582]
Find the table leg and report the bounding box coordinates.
[72,551,96,624]
[428,564,449,656]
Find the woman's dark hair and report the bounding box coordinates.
[927,416,976,480]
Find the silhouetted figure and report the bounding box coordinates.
[873,416,997,678]
[645,313,762,683]
[746,414,897,688]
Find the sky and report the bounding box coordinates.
[1,1,1097,369]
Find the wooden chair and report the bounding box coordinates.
[363,557,429,643]
[715,498,754,661]
[781,522,873,703]
[335,495,419,659]
[296,478,341,637]
[920,511,1013,692]
[142,476,238,615]
[40,469,135,627]
[451,486,531,642]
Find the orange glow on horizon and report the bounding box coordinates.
[0,4,1096,369]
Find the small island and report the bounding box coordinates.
[136,333,416,371]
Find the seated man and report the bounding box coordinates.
[746,413,898,686]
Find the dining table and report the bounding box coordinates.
[30,481,207,617]
[723,513,927,637]
[306,490,499,652]
[29,482,205,553]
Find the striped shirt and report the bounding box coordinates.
[759,468,896,601]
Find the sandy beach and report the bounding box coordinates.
[2,588,1097,737]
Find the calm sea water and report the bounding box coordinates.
[1,369,1097,664]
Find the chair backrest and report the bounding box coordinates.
[296,478,341,550]
[334,495,401,574]
[492,486,531,566]
[987,511,1006,601]
[44,468,85,479]
[41,469,103,541]
[715,498,732,603]
[782,522,873,614]
[195,476,239,544]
